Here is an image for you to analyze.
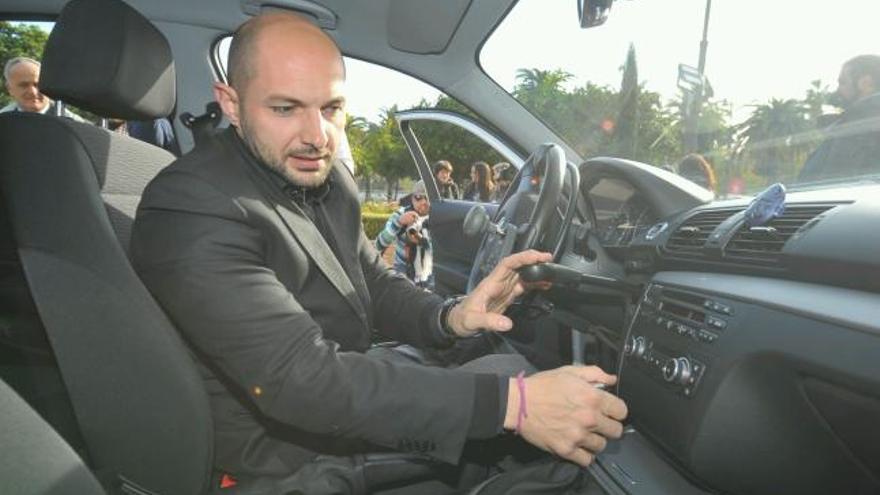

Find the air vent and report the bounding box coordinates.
[665,208,743,256]
[725,204,836,261]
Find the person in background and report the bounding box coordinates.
[678,153,717,193]
[433,159,460,199]
[799,54,880,182]
[128,118,179,154]
[2,57,84,121]
[463,161,495,202]
[492,161,516,202]
[375,180,434,289]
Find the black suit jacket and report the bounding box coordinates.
[131,129,484,476]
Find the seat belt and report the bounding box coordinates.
[180,101,222,147]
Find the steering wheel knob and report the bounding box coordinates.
[463,204,490,237]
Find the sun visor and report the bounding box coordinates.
[387,0,472,54]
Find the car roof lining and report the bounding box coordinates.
[3,0,514,92]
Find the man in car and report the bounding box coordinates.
[799,54,880,182]
[1,57,83,121]
[131,12,626,490]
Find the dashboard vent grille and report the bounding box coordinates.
[724,204,836,261]
[665,208,743,256]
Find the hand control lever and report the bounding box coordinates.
[517,263,638,295]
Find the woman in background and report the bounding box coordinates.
[678,153,717,193]
[463,161,495,202]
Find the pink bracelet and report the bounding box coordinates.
[515,371,528,435]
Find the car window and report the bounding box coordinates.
[407,119,508,204]
[481,1,880,197]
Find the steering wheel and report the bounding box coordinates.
[465,143,570,292]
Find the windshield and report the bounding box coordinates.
[481,0,880,197]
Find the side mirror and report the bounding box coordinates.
[578,0,613,28]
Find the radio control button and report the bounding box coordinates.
[707,316,727,330]
[697,329,718,343]
[662,357,692,386]
[624,336,648,358]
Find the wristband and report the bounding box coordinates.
[515,370,528,435]
[438,295,466,341]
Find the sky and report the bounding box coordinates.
[22,0,880,125]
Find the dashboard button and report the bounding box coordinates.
[662,357,693,386]
[707,316,727,330]
[624,336,648,358]
[697,329,718,343]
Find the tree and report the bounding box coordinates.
[804,79,830,124]
[0,22,50,108]
[363,106,412,200]
[515,68,573,94]
[614,44,639,159]
[345,114,372,197]
[735,98,814,180]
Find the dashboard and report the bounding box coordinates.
[557,159,880,495]
[590,177,658,249]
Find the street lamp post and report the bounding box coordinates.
[683,0,712,152]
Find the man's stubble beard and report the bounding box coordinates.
[238,113,333,189]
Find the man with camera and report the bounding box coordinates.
[375,180,434,289]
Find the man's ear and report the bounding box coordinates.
[857,75,876,98]
[213,82,241,127]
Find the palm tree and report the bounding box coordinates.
[736,98,813,178]
[345,114,371,197]
[514,68,573,94]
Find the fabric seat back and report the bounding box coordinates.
[0,0,213,493]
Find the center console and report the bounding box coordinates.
[609,281,739,489]
[609,273,880,495]
[621,283,732,399]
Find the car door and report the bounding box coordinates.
[396,109,524,295]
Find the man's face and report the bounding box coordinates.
[412,193,430,216]
[436,169,451,184]
[5,62,49,113]
[832,63,875,109]
[833,65,859,108]
[218,22,347,188]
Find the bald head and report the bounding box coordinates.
[227,12,344,93]
[214,11,349,189]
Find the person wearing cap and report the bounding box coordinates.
[491,162,517,202]
[375,180,434,289]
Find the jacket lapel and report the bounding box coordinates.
[271,199,369,327]
[226,129,369,327]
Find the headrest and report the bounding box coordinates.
[40,0,176,120]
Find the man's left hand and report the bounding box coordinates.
[447,250,553,337]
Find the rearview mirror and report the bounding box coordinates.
[578,0,613,28]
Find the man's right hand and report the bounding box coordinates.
[504,366,628,467]
[398,210,419,227]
